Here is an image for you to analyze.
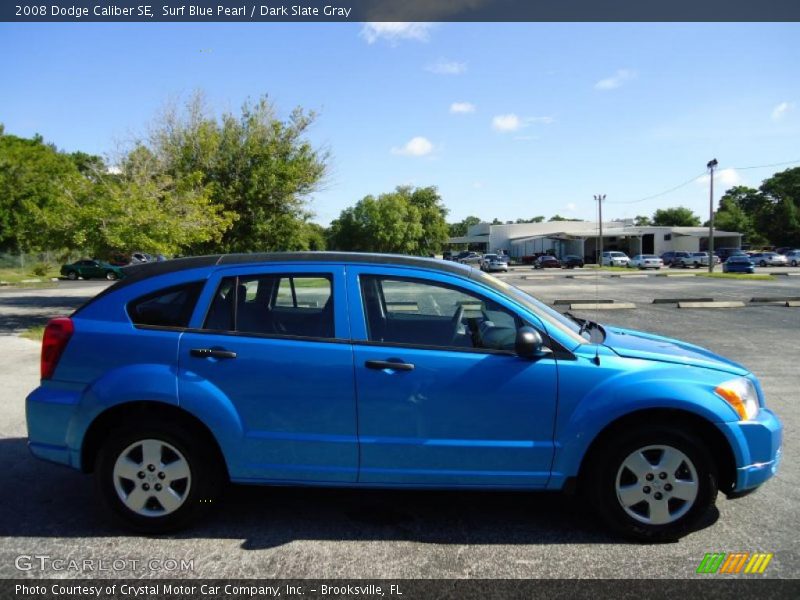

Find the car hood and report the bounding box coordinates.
[602,326,749,376]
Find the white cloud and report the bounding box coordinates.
[492,114,522,132]
[450,102,476,114]
[696,168,742,187]
[772,101,795,121]
[360,22,433,45]
[492,114,554,133]
[391,136,434,157]
[595,69,636,91]
[566,202,577,212]
[425,59,467,75]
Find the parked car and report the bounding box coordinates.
[561,255,585,269]
[714,248,746,263]
[60,259,125,281]
[480,254,509,273]
[722,255,756,274]
[27,252,782,540]
[749,252,788,267]
[108,253,131,267]
[672,252,710,269]
[533,255,561,269]
[130,252,153,265]
[785,250,800,267]
[628,255,663,270]
[456,252,481,267]
[442,251,454,261]
[661,251,691,267]
[601,251,630,267]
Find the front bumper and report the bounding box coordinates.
[717,408,782,493]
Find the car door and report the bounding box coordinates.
[347,266,559,487]
[177,264,358,483]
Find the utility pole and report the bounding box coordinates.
[594,194,606,265]
[707,159,718,273]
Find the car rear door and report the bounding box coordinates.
[177,264,358,483]
[346,266,558,487]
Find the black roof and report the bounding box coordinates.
[104,252,473,294]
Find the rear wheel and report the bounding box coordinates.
[66,271,77,280]
[105,271,118,281]
[792,260,798,267]
[584,425,717,542]
[760,260,767,267]
[95,422,223,533]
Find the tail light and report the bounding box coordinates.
[41,317,74,380]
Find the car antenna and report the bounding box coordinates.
[593,194,605,365]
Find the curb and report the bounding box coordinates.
[750,297,800,303]
[553,299,615,305]
[678,301,745,309]
[787,301,800,307]
[652,297,714,304]
[570,302,636,310]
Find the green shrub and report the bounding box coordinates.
[31,263,51,277]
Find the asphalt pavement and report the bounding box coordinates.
[0,275,797,579]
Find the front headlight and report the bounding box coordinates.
[715,377,759,421]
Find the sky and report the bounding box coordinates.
[1,22,799,226]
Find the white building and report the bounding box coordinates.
[448,220,742,261]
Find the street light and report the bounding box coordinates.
[707,159,718,273]
[594,194,606,265]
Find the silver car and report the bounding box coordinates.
[750,252,788,267]
[628,254,663,269]
[481,253,509,272]
[785,250,800,267]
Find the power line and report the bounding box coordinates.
[605,158,800,206]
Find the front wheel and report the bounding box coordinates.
[66,271,77,280]
[95,422,223,533]
[105,271,118,281]
[584,426,718,542]
[792,260,798,267]
[760,260,767,267]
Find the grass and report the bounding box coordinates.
[695,272,776,281]
[20,325,45,342]
[0,266,59,286]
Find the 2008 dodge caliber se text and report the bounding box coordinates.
[26,253,782,541]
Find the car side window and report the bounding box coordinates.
[360,275,522,352]
[128,281,205,328]
[204,274,334,339]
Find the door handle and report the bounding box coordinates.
[190,348,237,359]
[365,359,415,371]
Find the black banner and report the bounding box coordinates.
[3,0,800,23]
[4,579,800,600]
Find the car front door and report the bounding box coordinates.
[347,267,559,487]
[178,264,358,483]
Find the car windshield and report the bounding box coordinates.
[472,270,588,346]
[642,255,657,259]
[609,252,625,257]
[484,254,497,260]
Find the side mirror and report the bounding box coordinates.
[515,326,549,359]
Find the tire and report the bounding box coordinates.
[105,271,118,281]
[792,260,798,267]
[66,271,77,280]
[583,425,718,542]
[760,260,767,267]
[94,421,224,533]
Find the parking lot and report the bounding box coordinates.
[0,272,798,579]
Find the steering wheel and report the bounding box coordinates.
[450,305,465,344]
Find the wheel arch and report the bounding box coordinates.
[80,400,229,480]
[576,408,737,494]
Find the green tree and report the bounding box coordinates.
[651,206,701,226]
[549,214,583,222]
[328,189,426,254]
[516,216,545,224]
[634,215,652,226]
[449,215,482,237]
[404,186,449,254]
[145,93,329,253]
[757,167,800,247]
[0,132,85,252]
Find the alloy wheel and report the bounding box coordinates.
[615,444,698,526]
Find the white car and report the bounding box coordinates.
[785,250,800,267]
[628,254,663,269]
[480,253,509,272]
[601,251,630,267]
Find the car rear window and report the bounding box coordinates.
[127,281,205,328]
[204,274,334,339]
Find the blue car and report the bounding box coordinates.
[722,255,756,273]
[26,253,781,540]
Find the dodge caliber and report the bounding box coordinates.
[26,253,782,540]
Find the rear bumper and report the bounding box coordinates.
[717,408,782,493]
[26,385,82,469]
